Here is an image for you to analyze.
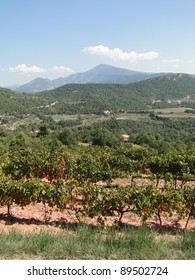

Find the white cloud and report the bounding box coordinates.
[8,64,74,76]
[162,59,181,64]
[82,45,159,61]
[9,64,45,73]
[51,66,74,74]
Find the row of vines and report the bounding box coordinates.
[0,145,195,228]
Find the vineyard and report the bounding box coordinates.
[0,145,194,230]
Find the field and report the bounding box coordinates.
[51,109,195,124]
[153,107,195,119]
[0,106,195,136]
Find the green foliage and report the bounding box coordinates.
[1,74,195,116]
[37,124,50,137]
[0,75,195,228]
[58,128,77,146]
[91,128,120,147]
[0,144,195,228]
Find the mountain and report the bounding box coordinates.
[11,64,169,93]
[8,84,21,90]
[56,64,168,84]
[15,78,54,93]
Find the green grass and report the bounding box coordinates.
[51,114,110,125]
[153,107,195,119]
[0,225,194,260]
[51,112,149,125]
[115,113,150,121]
[51,110,195,127]
[153,107,189,113]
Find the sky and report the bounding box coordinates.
[1,0,195,87]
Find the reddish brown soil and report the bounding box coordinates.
[0,178,194,234]
[0,202,194,234]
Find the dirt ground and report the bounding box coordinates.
[0,178,194,234]
[0,202,194,234]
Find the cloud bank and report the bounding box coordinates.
[162,59,181,64]
[51,66,74,74]
[83,45,159,61]
[9,64,74,75]
[9,64,45,73]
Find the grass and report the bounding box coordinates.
[51,112,150,126]
[51,114,110,126]
[115,113,150,121]
[153,107,189,113]
[0,225,194,260]
[153,107,195,119]
[50,110,195,128]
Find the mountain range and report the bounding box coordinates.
[9,64,171,93]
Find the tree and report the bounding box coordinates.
[37,124,50,138]
[58,128,77,146]
[92,128,120,147]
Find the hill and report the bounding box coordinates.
[0,87,45,115]
[34,73,195,115]
[15,78,54,93]
[0,87,30,115]
[1,73,195,117]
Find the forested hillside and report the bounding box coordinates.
[0,74,195,152]
[1,73,195,116]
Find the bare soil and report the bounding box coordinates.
[0,202,194,234]
[0,178,194,234]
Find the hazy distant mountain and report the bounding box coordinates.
[10,64,171,93]
[56,64,168,85]
[8,84,21,90]
[15,78,54,93]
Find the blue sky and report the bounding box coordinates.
[1,0,195,86]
